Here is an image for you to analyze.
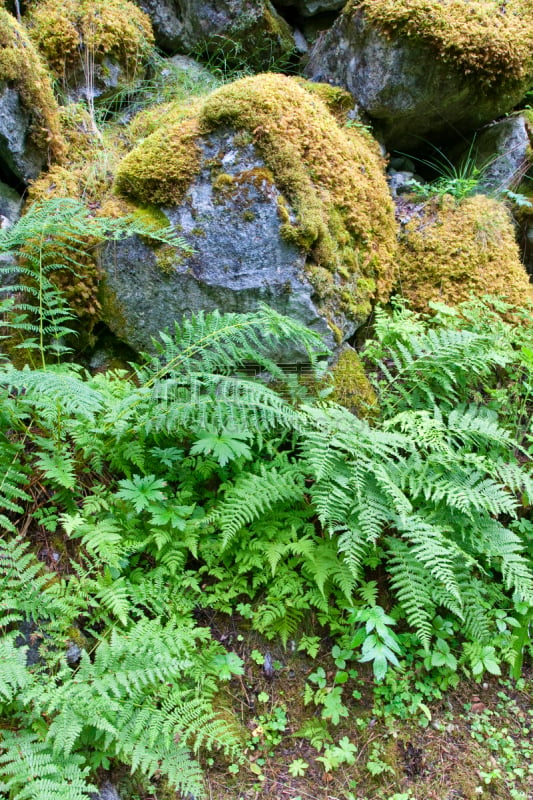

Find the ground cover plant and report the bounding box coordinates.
[0,201,532,798]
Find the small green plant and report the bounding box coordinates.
[251,705,288,752]
[399,139,486,201]
[316,736,357,773]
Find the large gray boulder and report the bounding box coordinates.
[100,131,334,361]
[304,6,533,149]
[133,0,296,69]
[101,74,397,360]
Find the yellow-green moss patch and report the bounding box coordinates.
[115,74,397,325]
[115,113,202,207]
[0,8,64,160]
[26,0,154,82]
[348,0,533,87]
[395,194,533,312]
[330,346,379,419]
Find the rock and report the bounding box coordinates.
[90,781,121,800]
[103,74,397,358]
[394,194,533,313]
[0,179,22,225]
[0,8,64,183]
[25,0,155,104]
[102,130,334,360]
[15,620,45,667]
[0,181,22,286]
[304,1,533,149]
[275,0,345,18]
[65,643,83,666]
[387,169,419,198]
[467,115,533,195]
[133,0,296,71]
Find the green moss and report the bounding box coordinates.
[26,0,154,83]
[294,78,355,123]
[115,113,202,206]
[131,203,170,231]
[348,0,533,88]
[395,194,533,314]
[115,74,397,328]
[330,346,379,419]
[0,8,64,160]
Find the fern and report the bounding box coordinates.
[0,731,96,800]
[211,454,305,547]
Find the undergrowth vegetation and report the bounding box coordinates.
[0,201,532,798]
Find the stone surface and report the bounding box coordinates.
[468,115,532,195]
[0,83,46,183]
[0,180,22,287]
[134,0,295,69]
[275,0,345,17]
[90,781,121,800]
[304,9,532,149]
[0,179,22,226]
[101,130,334,361]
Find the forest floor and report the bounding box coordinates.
[194,616,533,800]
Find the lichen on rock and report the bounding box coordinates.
[395,194,533,313]
[114,73,397,333]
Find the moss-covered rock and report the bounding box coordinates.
[395,194,533,312]
[305,0,533,148]
[26,0,154,100]
[351,0,533,88]
[0,7,64,181]
[114,73,397,340]
[330,346,378,419]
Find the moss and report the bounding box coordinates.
[115,113,202,206]
[26,0,154,84]
[330,346,379,419]
[0,8,64,161]
[294,77,355,123]
[348,0,533,88]
[115,74,397,327]
[395,194,533,313]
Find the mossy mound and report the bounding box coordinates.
[330,346,378,419]
[26,0,154,86]
[348,0,533,88]
[0,7,64,163]
[115,73,397,326]
[395,194,533,312]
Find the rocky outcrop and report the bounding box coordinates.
[133,0,295,70]
[304,0,533,149]
[101,74,397,357]
[0,8,64,183]
[25,0,154,103]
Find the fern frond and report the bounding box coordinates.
[212,456,305,547]
[385,537,436,648]
[0,731,96,800]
